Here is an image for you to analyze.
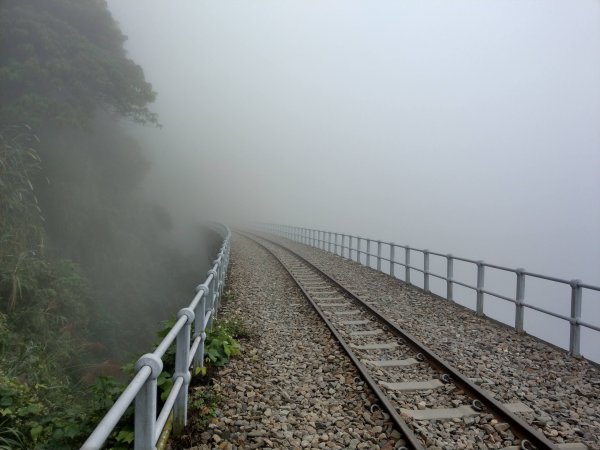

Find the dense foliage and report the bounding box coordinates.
[0,0,158,127]
[0,0,214,448]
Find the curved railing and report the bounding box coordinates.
[261,224,599,359]
[81,224,231,450]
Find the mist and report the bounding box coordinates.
[107,1,600,357]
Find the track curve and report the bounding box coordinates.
[241,231,566,450]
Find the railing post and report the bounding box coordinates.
[366,240,371,267]
[348,236,353,259]
[356,237,361,263]
[173,308,194,435]
[423,250,430,292]
[389,244,395,276]
[405,246,411,283]
[334,233,338,255]
[446,255,453,301]
[341,235,346,258]
[312,229,316,247]
[210,265,221,320]
[476,261,485,316]
[515,269,525,333]
[327,232,332,252]
[217,254,224,297]
[193,285,209,367]
[569,279,583,357]
[207,274,216,329]
[377,241,382,271]
[134,354,163,450]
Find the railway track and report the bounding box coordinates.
[241,232,589,450]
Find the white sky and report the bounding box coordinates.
[107,1,600,288]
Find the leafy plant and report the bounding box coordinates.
[218,315,250,339]
[204,326,241,366]
[0,126,44,268]
[189,387,220,420]
[0,420,25,450]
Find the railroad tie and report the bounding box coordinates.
[363,358,419,367]
[400,405,479,420]
[340,320,371,325]
[349,329,384,337]
[334,310,362,315]
[502,444,588,450]
[401,401,534,421]
[380,379,444,392]
[318,303,352,307]
[351,342,399,350]
[316,296,346,301]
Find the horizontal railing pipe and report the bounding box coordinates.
[153,316,187,359]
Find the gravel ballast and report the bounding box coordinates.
[181,235,403,450]
[269,235,600,450]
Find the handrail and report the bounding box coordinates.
[81,224,231,450]
[261,224,599,359]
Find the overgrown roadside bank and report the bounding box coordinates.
[169,234,401,450]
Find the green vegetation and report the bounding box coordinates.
[0,0,220,448]
[0,0,157,128]
[205,320,243,366]
[168,316,247,449]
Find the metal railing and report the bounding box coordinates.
[81,225,231,450]
[261,224,599,358]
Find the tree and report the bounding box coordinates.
[0,0,158,128]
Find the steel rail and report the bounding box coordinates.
[240,232,421,450]
[246,231,562,450]
[267,223,600,358]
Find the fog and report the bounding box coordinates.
[107,1,600,359]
